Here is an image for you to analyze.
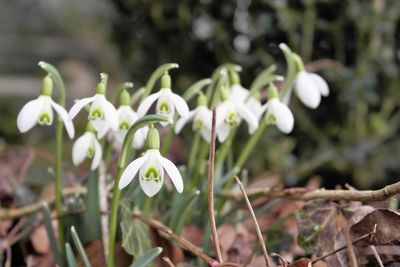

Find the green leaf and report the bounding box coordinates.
[42,203,62,266]
[168,190,200,234]
[84,170,101,241]
[71,226,92,267]
[182,79,212,101]
[120,201,152,258]
[65,242,78,267]
[130,247,163,267]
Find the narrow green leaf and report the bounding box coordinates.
[169,190,200,234]
[84,170,101,241]
[130,247,163,267]
[42,203,62,266]
[70,226,92,267]
[65,242,78,267]
[249,64,277,94]
[182,78,212,101]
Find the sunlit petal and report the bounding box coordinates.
[309,73,329,97]
[17,97,44,133]
[69,96,95,120]
[269,99,294,134]
[118,153,149,189]
[171,93,189,118]
[50,99,75,139]
[157,151,183,193]
[72,132,92,166]
[139,150,164,197]
[137,92,161,117]
[295,71,321,109]
[216,123,231,143]
[236,103,258,134]
[91,137,103,170]
[175,109,196,134]
[101,98,119,131]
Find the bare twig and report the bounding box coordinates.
[234,176,271,267]
[312,225,377,263]
[0,187,87,220]
[369,245,384,267]
[208,108,223,263]
[162,257,176,267]
[132,212,220,266]
[219,181,400,202]
[338,213,358,267]
[271,253,288,267]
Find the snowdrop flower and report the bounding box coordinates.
[291,54,329,109]
[69,73,118,138]
[137,73,189,126]
[72,123,102,170]
[17,76,75,138]
[265,84,294,134]
[230,84,265,121]
[175,93,212,142]
[119,126,183,197]
[114,90,148,149]
[216,86,258,142]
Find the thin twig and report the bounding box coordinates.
[369,245,384,267]
[132,212,220,266]
[311,225,377,263]
[219,181,400,202]
[0,187,87,219]
[234,176,271,267]
[162,257,176,267]
[208,108,223,263]
[271,253,287,267]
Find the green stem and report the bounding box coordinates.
[278,44,297,99]
[39,61,66,264]
[188,132,201,174]
[107,115,169,267]
[161,125,175,157]
[215,127,237,169]
[301,0,316,62]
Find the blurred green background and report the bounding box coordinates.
[1,0,400,189]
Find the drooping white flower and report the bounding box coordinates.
[69,74,118,138]
[17,76,75,139]
[118,127,183,197]
[293,71,329,109]
[216,99,258,143]
[230,84,265,121]
[72,130,102,170]
[175,106,212,142]
[114,105,148,149]
[265,98,294,134]
[137,74,189,126]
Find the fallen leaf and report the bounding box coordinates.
[31,225,50,254]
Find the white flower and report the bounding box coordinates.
[175,106,212,142]
[265,98,294,134]
[293,71,329,109]
[17,95,75,139]
[69,94,118,138]
[137,88,189,126]
[72,131,102,170]
[230,84,265,121]
[118,149,183,197]
[216,99,258,143]
[114,105,148,149]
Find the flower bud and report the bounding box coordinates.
[40,76,53,96]
[120,89,131,106]
[161,72,171,89]
[146,125,160,150]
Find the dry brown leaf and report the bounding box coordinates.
[182,225,204,247]
[31,225,50,254]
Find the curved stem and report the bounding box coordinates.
[141,63,179,101]
[39,61,66,264]
[278,44,297,99]
[107,114,170,267]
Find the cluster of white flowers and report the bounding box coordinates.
[17,50,329,197]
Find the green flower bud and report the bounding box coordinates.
[268,83,279,99]
[230,71,241,85]
[96,73,108,94]
[40,76,53,96]
[197,92,208,106]
[161,72,171,89]
[86,122,96,133]
[292,53,305,72]
[146,125,160,150]
[120,89,131,106]
[219,84,229,101]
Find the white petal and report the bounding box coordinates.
[269,99,294,134]
[101,98,119,131]
[50,99,75,139]
[230,84,249,102]
[215,102,229,126]
[114,130,126,144]
[236,103,259,134]
[69,96,96,120]
[118,153,149,189]
[174,109,196,134]
[295,72,321,109]
[72,132,92,166]
[281,87,293,106]
[216,123,231,143]
[137,92,161,117]
[139,151,164,197]
[91,137,103,170]
[157,151,183,193]
[246,97,264,121]
[17,97,44,133]
[309,73,329,97]
[171,93,189,118]
[92,119,110,139]
[200,127,211,143]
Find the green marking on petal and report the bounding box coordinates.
[119,121,130,130]
[90,108,104,119]
[87,146,94,158]
[193,119,203,130]
[38,113,51,125]
[158,101,170,113]
[266,113,276,124]
[144,166,160,182]
[225,112,239,127]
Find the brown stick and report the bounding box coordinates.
[369,245,384,267]
[132,212,220,266]
[218,181,400,202]
[162,257,176,267]
[0,187,87,220]
[208,109,223,263]
[311,225,377,263]
[234,176,271,267]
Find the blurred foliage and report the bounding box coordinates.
[108,0,400,188]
